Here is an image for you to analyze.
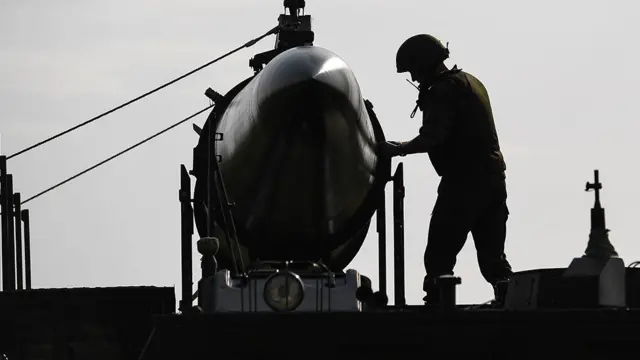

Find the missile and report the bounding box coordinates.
[192,45,388,272]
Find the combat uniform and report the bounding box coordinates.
[415,66,513,302]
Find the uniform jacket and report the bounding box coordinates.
[416,66,507,180]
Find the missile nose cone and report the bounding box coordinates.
[256,46,354,98]
[199,45,384,266]
[256,47,360,113]
[253,46,373,151]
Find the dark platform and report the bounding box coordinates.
[140,307,640,359]
[1,270,639,359]
[0,286,175,360]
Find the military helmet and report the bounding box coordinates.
[396,34,450,73]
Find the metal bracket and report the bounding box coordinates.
[213,133,224,162]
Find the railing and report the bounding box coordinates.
[392,163,405,306]
[376,161,406,307]
[0,155,32,292]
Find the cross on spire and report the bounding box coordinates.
[585,169,605,230]
[585,169,602,209]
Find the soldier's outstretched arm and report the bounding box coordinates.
[400,79,458,155]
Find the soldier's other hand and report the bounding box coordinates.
[376,141,404,158]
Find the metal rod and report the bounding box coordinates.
[211,141,245,276]
[4,175,15,291]
[22,209,31,290]
[393,163,405,307]
[376,185,387,298]
[13,193,23,290]
[179,165,193,313]
[0,156,7,291]
[586,169,605,230]
[594,170,601,207]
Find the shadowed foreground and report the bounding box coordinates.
[140,308,640,359]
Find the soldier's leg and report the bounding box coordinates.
[423,187,478,302]
[471,181,513,286]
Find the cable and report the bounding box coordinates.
[136,326,157,360]
[20,105,214,205]
[7,25,280,161]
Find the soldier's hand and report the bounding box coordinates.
[376,141,404,158]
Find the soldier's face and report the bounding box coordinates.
[410,69,426,84]
[411,64,440,86]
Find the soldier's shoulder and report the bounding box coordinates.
[425,75,462,101]
[459,69,484,83]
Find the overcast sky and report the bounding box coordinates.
[1,0,638,305]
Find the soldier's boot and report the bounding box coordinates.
[491,278,510,308]
[422,276,441,305]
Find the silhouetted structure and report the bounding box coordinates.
[0,287,174,358]
[1,2,639,359]
[0,156,31,292]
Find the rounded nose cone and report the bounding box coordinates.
[255,46,361,110]
[206,45,380,262]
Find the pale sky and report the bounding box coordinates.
[1,0,638,305]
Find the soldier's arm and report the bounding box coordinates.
[401,79,457,155]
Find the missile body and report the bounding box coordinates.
[193,46,387,271]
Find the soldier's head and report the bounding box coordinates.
[396,34,449,85]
